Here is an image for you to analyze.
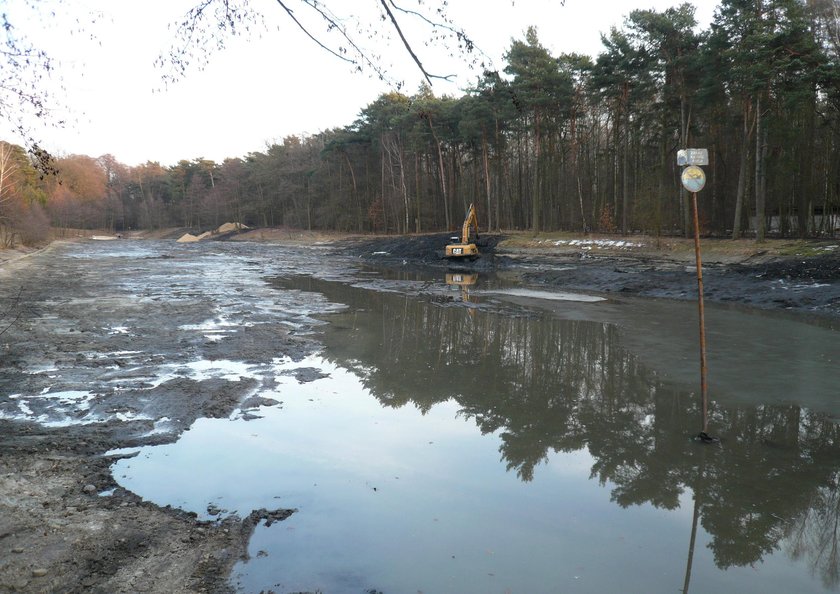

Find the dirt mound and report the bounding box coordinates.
[174,224,248,243]
[341,232,506,268]
[736,252,840,282]
[216,222,248,234]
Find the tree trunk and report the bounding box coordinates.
[798,87,817,238]
[493,116,502,231]
[732,100,756,240]
[396,144,409,233]
[680,99,693,238]
[482,132,492,232]
[414,152,422,233]
[533,110,542,233]
[732,145,750,239]
[613,108,620,230]
[425,116,450,231]
[568,104,587,233]
[755,94,768,242]
[621,111,630,235]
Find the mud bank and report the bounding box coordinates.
[338,232,840,322]
[0,423,287,594]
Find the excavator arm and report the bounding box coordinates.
[461,203,479,244]
[444,203,480,259]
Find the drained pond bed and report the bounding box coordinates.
[1,238,839,593]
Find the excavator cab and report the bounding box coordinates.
[444,203,480,259]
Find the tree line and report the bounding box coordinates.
[1,0,839,247]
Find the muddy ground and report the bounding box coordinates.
[0,239,314,594]
[0,230,838,594]
[338,231,840,323]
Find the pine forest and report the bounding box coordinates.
[1,0,839,247]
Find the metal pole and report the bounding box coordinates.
[691,192,709,433]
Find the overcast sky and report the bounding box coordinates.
[4,0,719,167]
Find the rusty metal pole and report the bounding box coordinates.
[691,192,709,433]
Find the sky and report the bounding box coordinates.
[4,0,719,167]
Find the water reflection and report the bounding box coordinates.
[276,274,840,588]
[789,476,840,589]
[445,272,478,304]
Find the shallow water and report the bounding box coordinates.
[6,240,839,593]
[107,247,840,594]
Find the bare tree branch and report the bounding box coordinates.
[158,0,488,90]
[379,0,437,85]
[275,1,357,65]
[0,2,97,173]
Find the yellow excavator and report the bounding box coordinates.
[444,203,480,259]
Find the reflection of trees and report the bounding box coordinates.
[787,474,840,588]
[281,275,840,583]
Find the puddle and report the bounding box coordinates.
[483,287,607,302]
[1,389,99,427]
[150,359,257,387]
[114,355,698,594]
[0,357,260,428]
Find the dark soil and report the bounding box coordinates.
[341,232,506,272]
[340,233,840,321]
[0,425,266,594]
[0,240,311,594]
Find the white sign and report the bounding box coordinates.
[677,148,709,166]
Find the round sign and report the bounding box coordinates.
[681,165,706,193]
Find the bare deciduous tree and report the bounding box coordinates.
[0,141,20,246]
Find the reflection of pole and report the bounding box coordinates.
[682,443,708,594]
[691,192,709,433]
[682,494,701,594]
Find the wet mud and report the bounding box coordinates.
[0,234,838,593]
[0,241,315,593]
